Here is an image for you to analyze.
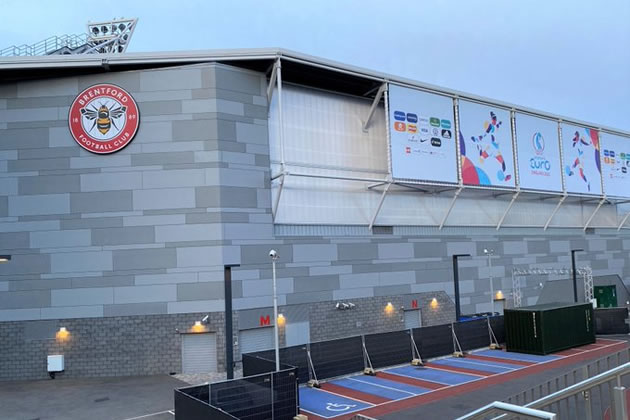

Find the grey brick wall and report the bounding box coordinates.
[1,62,630,380]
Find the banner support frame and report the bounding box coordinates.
[496,189,520,230]
[584,196,607,231]
[439,186,463,230]
[362,83,387,132]
[617,209,630,231]
[543,193,567,231]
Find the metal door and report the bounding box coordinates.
[239,327,274,355]
[181,333,217,374]
[286,321,310,346]
[404,310,422,329]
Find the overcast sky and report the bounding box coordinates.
[2,0,629,131]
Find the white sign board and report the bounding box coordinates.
[514,113,563,192]
[600,132,630,198]
[458,101,515,187]
[561,123,602,195]
[388,84,457,183]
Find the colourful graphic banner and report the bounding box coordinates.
[561,123,602,195]
[458,101,515,188]
[514,113,563,192]
[388,84,458,183]
[600,132,630,198]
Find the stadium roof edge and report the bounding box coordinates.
[0,47,628,137]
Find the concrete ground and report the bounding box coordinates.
[0,374,186,420]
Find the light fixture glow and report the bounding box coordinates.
[430,298,438,309]
[277,314,286,326]
[495,290,504,300]
[192,321,205,332]
[56,327,69,340]
[385,302,394,314]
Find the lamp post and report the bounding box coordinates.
[224,264,239,380]
[269,249,280,371]
[452,254,471,321]
[483,249,495,314]
[571,249,584,303]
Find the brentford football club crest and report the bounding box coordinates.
[68,84,140,154]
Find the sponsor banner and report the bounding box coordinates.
[388,84,457,183]
[458,101,515,187]
[561,123,602,195]
[68,83,140,154]
[514,113,563,192]
[600,132,630,198]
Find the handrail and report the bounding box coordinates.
[526,361,629,409]
[455,401,556,419]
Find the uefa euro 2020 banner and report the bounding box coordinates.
[514,113,563,192]
[388,84,458,183]
[600,132,630,198]
[458,101,515,188]
[561,123,602,195]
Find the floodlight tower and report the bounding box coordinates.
[86,18,138,54]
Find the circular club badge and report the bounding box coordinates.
[68,84,140,154]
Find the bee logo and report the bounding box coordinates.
[68,83,140,154]
[80,102,127,135]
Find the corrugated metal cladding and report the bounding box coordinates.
[285,321,310,346]
[182,333,217,374]
[239,327,274,354]
[404,310,422,329]
[268,84,620,229]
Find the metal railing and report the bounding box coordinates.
[0,34,88,56]
[456,401,556,419]
[459,348,630,420]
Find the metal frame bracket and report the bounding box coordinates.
[496,189,520,230]
[617,208,630,231]
[369,181,392,231]
[439,186,463,230]
[584,196,606,231]
[362,83,387,132]
[544,193,567,231]
[266,58,280,105]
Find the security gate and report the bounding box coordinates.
[181,333,217,374]
[239,327,274,354]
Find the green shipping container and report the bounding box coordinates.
[504,302,595,355]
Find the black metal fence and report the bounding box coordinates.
[175,368,299,420]
[244,315,506,384]
[594,307,630,334]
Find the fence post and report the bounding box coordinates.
[271,372,275,420]
[613,386,627,420]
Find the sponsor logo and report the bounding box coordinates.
[394,121,406,132]
[441,119,451,129]
[610,150,616,158]
[532,132,545,156]
[420,137,430,143]
[430,117,440,127]
[432,127,440,136]
[68,83,140,154]
[405,146,411,154]
[406,113,418,123]
[407,124,418,133]
[441,129,452,139]
[623,167,627,174]
[394,111,406,121]
[420,127,429,134]
[604,149,610,157]
[419,117,430,126]
[431,137,442,147]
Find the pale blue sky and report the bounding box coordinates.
[2,0,629,131]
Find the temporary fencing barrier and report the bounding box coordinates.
[244,315,505,384]
[174,367,299,420]
[594,308,630,335]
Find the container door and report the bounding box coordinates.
[404,310,422,329]
[595,285,618,308]
[181,332,217,373]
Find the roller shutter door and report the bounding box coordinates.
[240,327,274,355]
[182,333,217,374]
[404,310,422,330]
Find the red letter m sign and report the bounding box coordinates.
[259,315,271,326]
[411,299,418,309]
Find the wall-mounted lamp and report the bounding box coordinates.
[0,255,11,263]
[430,298,439,309]
[56,327,69,340]
[192,321,205,332]
[495,290,505,300]
[201,315,209,324]
[385,302,394,314]
[277,314,286,327]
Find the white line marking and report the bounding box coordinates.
[121,410,173,420]
[308,387,375,406]
[346,377,416,396]
[436,359,519,371]
[424,364,486,377]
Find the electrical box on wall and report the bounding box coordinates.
[47,355,64,372]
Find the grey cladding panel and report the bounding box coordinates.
[112,248,177,271]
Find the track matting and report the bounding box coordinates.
[299,338,626,419]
